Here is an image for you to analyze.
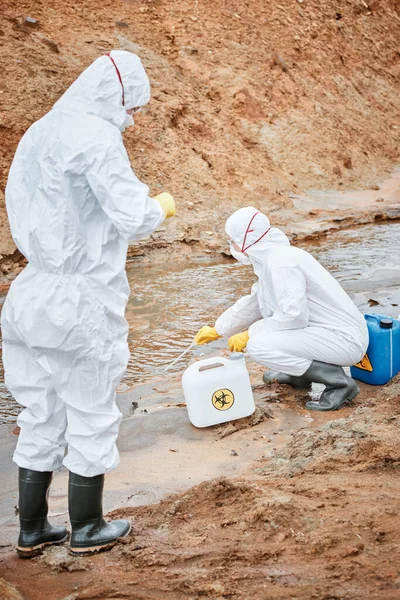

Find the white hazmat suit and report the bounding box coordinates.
[215,207,369,375]
[2,51,165,477]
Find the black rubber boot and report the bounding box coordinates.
[17,468,68,558]
[69,473,131,556]
[263,370,312,390]
[304,361,360,411]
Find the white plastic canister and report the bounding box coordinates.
[182,353,255,428]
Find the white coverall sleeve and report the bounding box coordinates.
[261,265,309,332]
[86,143,165,242]
[215,283,262,337]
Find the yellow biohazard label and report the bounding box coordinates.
[212,389,235,411]
[354,353,373,372]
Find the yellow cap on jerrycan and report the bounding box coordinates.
[182,353,255,428]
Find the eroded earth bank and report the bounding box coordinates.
[0,0,400,598]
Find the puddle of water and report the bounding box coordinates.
[124,257,256,382]
[124,222,400,386]
[0,383,18,423]
[304,223,400,315]
[1,222,400,423]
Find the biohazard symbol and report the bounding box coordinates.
[354,353,373,372]
[212,388,235,411]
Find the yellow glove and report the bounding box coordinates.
[155,192,176,219]
[228,331,249,353]
[195,326,222,346]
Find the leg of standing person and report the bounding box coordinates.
[2,338,68,556]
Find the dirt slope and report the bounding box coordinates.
[1,0,399,267]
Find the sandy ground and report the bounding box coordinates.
[0,351,399,599]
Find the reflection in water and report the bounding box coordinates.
[125,259,256,384]
[1,222,400,422]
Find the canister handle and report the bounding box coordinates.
[365,313,386,324]
[198,362,225,372]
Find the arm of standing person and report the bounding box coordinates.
[86,141,174,241]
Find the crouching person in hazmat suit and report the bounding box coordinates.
[195,207,368,412]
[2,50,176,557]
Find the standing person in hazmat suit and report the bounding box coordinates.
[195,207,368,411]
[2,50,176,557]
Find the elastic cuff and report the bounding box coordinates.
[13,454,64,473]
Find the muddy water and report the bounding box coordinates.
[1,222,400,423]
[125,221,400,382]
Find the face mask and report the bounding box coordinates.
[120,112,135,131]
[230,245,252,265]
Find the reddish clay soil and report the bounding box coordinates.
[0,0,400,274]
[1,379,400,600]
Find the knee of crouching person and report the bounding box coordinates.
[246,335,259,360]
[247,334,275,365]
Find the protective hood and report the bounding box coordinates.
[225,206,290,276]
[53,50,150,132]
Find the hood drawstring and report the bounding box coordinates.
[242,211,271,253]
[106,53,125,106]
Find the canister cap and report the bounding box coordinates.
[230,352,245,360]
[380,318,393,329]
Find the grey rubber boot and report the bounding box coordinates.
[69,473,131,555]
[17,468,68,558]
[304,361,360,411]
[263,370,312,390]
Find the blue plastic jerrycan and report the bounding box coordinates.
[350,313,400,385]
